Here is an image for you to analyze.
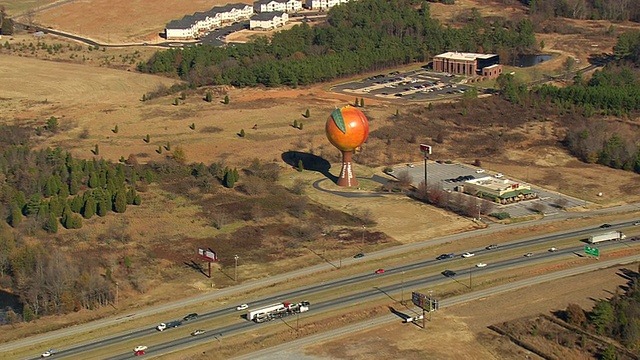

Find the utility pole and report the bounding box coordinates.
[361,225,365,249]
[115,282,119,307]
[469,263,472,289]
[234,254,239,282]
[401,271,405,305]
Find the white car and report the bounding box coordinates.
[41,349,56,358]
[461,252,475,258]
[236,303,249,311]
[475,169,485,173]
[476,263,487,268]
[191,329,206,336]
[494,173,504,178]
[633,221,640,226]
[549,247,558,252]
[156,323,167,331]
[134,346,148,352]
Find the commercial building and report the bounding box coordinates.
[460,176,537,204]
[250,12,289,30]
[433,52,502,79]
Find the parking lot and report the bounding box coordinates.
[332,68,477,101]
[392,162,587,218]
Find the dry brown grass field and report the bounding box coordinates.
[1,0,640,358]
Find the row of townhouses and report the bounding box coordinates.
[165,0,351,40]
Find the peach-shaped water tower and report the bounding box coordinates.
[325,105,369,187]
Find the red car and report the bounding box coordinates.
[135,350,145,356]
[375,268,385,274]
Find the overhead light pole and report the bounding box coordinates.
[401,271,405,305]
[420,144,432,196]
[234,255,239,282]
[361,224,365,249]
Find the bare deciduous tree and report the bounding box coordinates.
[396,170,413,188]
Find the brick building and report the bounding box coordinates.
[433,52,502,79]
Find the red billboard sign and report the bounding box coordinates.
[198,248,217,262]
[419,144,432,155]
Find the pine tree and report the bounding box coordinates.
[354,97,359,106]
[97,200,109,217]
[94,144,99,155]
[22,303,35,322]
[71,196,84,213]
[144,134,150,143]
[297,159,304,172]
[113,124,119,133]
[293,119,298,128]
[189,123,195,130]
[8,205,22,228]
[298,122,303,130]
[428,102,433,111]
[127,188,136,204]
[360,98,365,107]
[69,176,80,195]
[224,95,230,104]
[88,171,99,188]
[133,194,141,205]
[239,129,245,137]
[113,189,127,213]
[44,213,58,233]
[205,91,212,102]
[304,109,310,118]
[180,92,186,100]
[82,197,96,219]
[173,98,179,106]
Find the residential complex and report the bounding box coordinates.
[165,3,254,40]
[250,12,289,30]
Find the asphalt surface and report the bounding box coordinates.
[235,253,639,360]
[16,220,640,359]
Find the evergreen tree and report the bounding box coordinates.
[88,172,99,188]
[298,122,303,130]
[113,189,127,213]
[69,176,80,195]
[82,197,96,219]
[97,199,109,217]
[127,188,136,204]
[113,124,119,133]
[360,98,365,107]
[22,303,35,322]
[8,205,22,228]
[293,119,298,128]
[224,95,229,104]
[297,159,304,171]
[133,194,141,205]
[44,213,58,233]
[240,129,245,137]
[71,195,83,213]
[304,109,310,118]
[205,90,212,102]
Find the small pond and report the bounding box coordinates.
[513,54,553,67]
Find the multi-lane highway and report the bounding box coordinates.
[14,220,639,359]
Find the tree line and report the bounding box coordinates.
[519,0,640,22]
[139,0,537,87]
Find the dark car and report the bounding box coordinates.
[183,313,198,321]
[485,244,498,250]
[600,224,612,228]
[442,270,456,277]
[354,253,365,258]
[436,253,454,260]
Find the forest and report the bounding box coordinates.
[139,0,537,87]
[518,0,640,22]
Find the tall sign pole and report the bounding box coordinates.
[420,144,432,195]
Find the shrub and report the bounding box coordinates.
[173,98,179,106]
[113,124,119,133]
[189,123,195,130]
[239,129,245,137]
[490,212,511,220]
[224,95,229,104]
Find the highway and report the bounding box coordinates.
[16,220,639,359]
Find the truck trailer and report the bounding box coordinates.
[247,301,310,323]
[588,231,626,244]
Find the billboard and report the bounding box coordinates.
[419,144,432,155]
[198,248,217,262]
[412,292,428,310]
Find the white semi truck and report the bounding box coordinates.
[588,231,626,244]
[247,301,310,323]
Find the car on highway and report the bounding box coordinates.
[442,270,456,277]
[461,252,475,258]
[436,253,455,260]
[236,303,249,311]
[633,221,640,226]
[375,268,385,274]
[133,346,148,352]
[41,349,56,358]
[183,313,198,321]
[486,244,498,250]
[157,320,182,331]
[354,253,365,258]
[476,263,487,268]
[524,252,534,257]
[600,223,612,228]
[475,169,485,173]
[191,329,206,336]
[494,173,504,178]
[134,350,145,356]
[549,247,558,252]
